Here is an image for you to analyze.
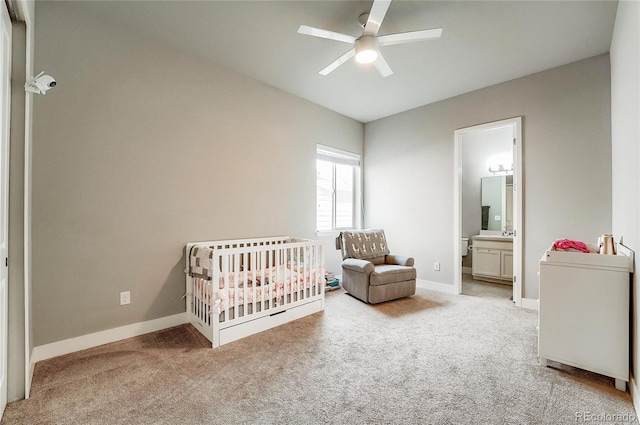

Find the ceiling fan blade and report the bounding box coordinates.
[377,28,443,47]
[363,0,392,36]
[319,48,356,76]
[374,52,393,77]
[298,25,356,44]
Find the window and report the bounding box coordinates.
[316,145,360,232]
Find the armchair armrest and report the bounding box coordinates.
[385,254,414,267]
[342,258,375,275]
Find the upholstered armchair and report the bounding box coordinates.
[337,229,416,304]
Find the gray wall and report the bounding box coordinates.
[364,54,612,299]
[610,0,639,395]
[31,2,363,345]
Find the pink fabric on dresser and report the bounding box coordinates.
[553,239,590,253]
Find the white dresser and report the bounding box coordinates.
[538,244,633,391]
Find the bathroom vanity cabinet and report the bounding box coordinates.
[471,236,513,284]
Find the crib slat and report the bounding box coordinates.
[291,246,296,301]
[314,244,318,295]
[304,246,309,299]
[312,244,316,296]
[288,246,292,303]
[265,250,273,310]
[302,246,306,300]
[261,250,267,310]
[299,246,303,301]
[242,251,248,318]
[193,278,198,321]
[288,247,294,303]
[198,279,203,324]
[274,248,278,308]
[196,279,200,321]
[234,253,240,319]
[269,249,280,308]
[251,247,257,316]
[222,254,229,323]
[319,242,325,296]
[290,247,295,302]
[279,248,283,300]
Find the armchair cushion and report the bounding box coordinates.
[370,265,417,286]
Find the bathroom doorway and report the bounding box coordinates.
[453,117,523,306]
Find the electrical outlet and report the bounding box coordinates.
[433,262,440,271]
[120,291,131,305]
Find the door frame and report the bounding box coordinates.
[0,0,11,416]
[453,117,523,306]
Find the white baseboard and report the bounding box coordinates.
[30,313,187,365]
[462,266,472,275]
[630,373,640,417]
[417,279,455,294]
[521,298,539,311]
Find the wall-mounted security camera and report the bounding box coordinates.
[25,71,57,95]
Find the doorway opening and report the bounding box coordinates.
[453,117,523,306]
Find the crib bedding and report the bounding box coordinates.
[192,266,320,315]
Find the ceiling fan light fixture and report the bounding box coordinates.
[355,49,378,64]
[354,35,378,64]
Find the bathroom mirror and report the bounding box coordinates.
[481,175,513,232]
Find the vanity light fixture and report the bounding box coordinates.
[488,163,513,174]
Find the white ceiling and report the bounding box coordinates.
[69,0,618,123]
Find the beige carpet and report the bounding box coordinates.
[2,285,636,424]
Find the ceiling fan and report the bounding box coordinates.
[298,0,442,77]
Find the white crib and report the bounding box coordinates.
[185,236,325,347]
